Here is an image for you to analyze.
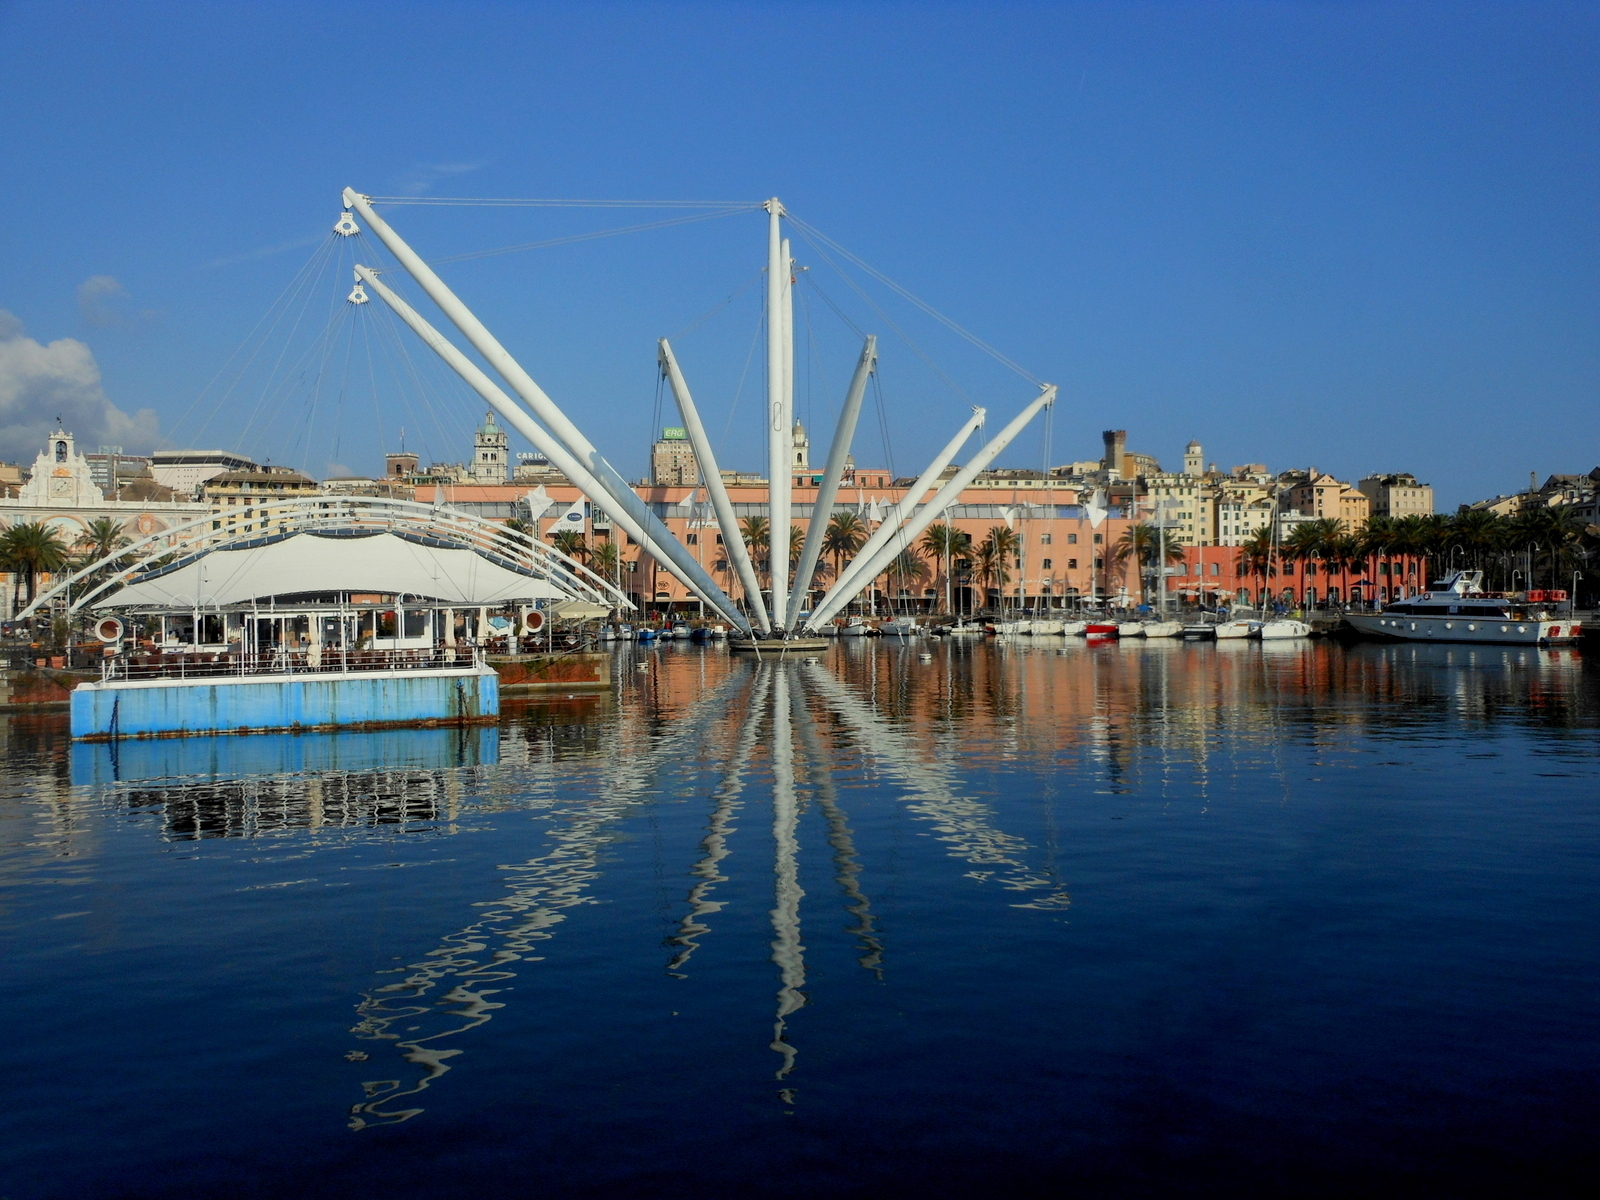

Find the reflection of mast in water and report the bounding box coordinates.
[792,676,884,977]
[346,670,751,1130]
[769,668,805,1080]
[664,669,773,976]
[803,663,1071,910]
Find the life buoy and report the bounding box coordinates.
[524,610,546,634]
[95,617,124,642]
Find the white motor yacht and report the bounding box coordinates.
[1344,570,1581,645]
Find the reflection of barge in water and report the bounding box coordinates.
[1345,570,1582,647]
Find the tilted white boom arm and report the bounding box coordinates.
[789,335,875,617]
[344,188,748,631]
[356,266,748,631]
[808,405,985,623]
[805,386,1056,630]
[658,339,772,633]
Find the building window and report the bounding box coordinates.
[686,533,698,545]
[1210,562,1220,576]
[55,441,67,462]
[1093,556,1104,569]
[1067,533,1078,544]
[1093,533,1103,544]
[1041,558,1052,569]
[1067,558,1078,569]
[1040,533,1052,545]
[715,534,724,544]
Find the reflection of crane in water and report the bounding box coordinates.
[346,670,749,1129]
[346,655,1072,1123]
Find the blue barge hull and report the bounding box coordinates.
[70,666,499,740]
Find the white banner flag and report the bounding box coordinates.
[1084,488,1108,529]
[1003,506,1016,531]
[524,485,552,522]
[547,498,586,536]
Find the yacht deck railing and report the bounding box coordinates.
[98,646,487,683]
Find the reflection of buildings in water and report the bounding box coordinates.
[346,669,752,1130]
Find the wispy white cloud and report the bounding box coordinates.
[77,275,162,330]
[203,233,324,271]
[397,160,492,196]
[0,311,159,461]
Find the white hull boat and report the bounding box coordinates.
[1344,570,1581,646]
[1140,621,1184,638]
[1213,620,1261,640]
[1257,619,1311,640]
[1114,621,1146,637]
[1059,620,1088,635]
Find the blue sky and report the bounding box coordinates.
[1,1,1594,507]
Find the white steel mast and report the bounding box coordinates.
[764,200,792,632]
[807,387,1056,630]
[790,336,875,613]
[343,189,747,631]
[658,338,772,633]
[356,266,734,623]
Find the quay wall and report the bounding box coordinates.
[71,666,498,740]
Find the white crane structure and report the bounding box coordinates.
[338,189,1054,642]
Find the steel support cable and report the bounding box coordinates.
[791,230,971,406]
[719,306,767,447]
[417,208,756,266]
[785,214,1044,388]
[364,197,761,209]
[367,279,459,466]
[159,234,338,453]
[666,270,763,343]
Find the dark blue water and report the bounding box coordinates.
[2,639,1596,1199]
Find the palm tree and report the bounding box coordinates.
[822,512,867,594]
[1234,526,1276,607]
[550,528,588,562]
[972,537,1003,611]
[1114,524,1185,606]
[0,522,72,607]
[984,526,1021,611]
[76,516,130,567]
[881,548,931,613]
[920,523,971,617]
[740,515,770,587]
[588,538,621,593]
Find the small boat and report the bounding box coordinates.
[990,620,1029,635]
[1140,620,1184,638]
[708,624,728,639]
[879,617,920,637]
[947,622,986,637]
[1180,623,1216,640]
[838,616,871,637]
[1084,621,1119,637]
[1059,620,1088,635]
[635,626,660,643]
[689,624,714,642]
[1257,618,1311,640]
[1213,619,1261,640]
[669,621,693,640]
[1031,619,1065,635]
[1114,621,1146,637]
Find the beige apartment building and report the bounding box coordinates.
[1358,473,1434,518]
[1282,470,1369,528]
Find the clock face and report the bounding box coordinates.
[50,477,72,497]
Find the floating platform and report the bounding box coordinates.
[728,637,832,654]
[70,664,498,741]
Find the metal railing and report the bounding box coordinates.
[99,645,487,683]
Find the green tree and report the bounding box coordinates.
[822,512,867,591]
[0,522,72,608]
[1114,523,1185,605]
[550,528,588,562]
[920,523,971,616]
[882,548,931,613]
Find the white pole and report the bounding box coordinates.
[658,338,771,632]
[807,388,1054,630]
[357,266,748,632]
[791,336,875,613]
[811,407,985,621]
[764,201,790,630]
[344,192,746,630]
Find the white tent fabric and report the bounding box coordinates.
[102,532,568,608]
[547,600,610,619]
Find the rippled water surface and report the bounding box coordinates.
[3,638,1597,1198]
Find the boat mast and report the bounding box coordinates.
[765,200,792,631]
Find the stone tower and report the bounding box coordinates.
[792,421,809,471]
[1184,440,1203,476]
[469,411,509,483]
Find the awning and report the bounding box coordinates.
[547,600,611,620]
[99,531,568,609]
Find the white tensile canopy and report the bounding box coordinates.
[101,532,569,608]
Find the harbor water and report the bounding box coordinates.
[2,637,1596,1198]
